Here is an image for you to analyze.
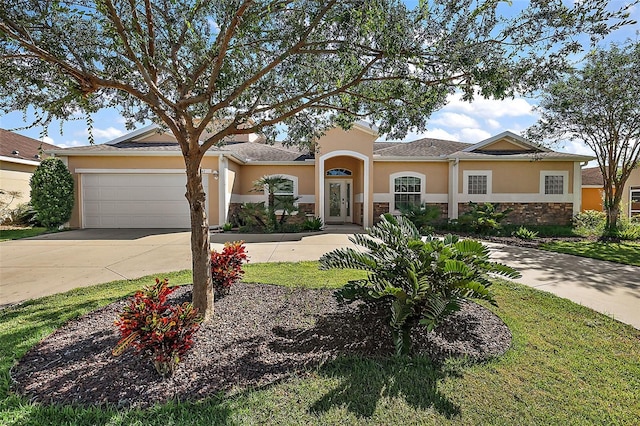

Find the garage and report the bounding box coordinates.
[81,172,208,228]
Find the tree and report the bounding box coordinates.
[0,1,633,319]
[30,158,75,229]
[527,41,640,236]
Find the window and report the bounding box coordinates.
[544,175,564,194]
[326,168,352,176]
[262,175,298,211]
[540,171,568,196]
[394,176,422,210]
[463,171,492,197]
[272,178,295,210]
[631,187,640,217]
[468,175,488,194]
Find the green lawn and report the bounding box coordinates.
[0,227,49,242]
[1,263,639,425]
[540,241,640,266]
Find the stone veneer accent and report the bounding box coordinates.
[457,202,573,225]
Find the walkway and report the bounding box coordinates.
[1,229,638,329]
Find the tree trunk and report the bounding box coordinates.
[185,155,214,321]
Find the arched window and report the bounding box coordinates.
[326,168,352,176]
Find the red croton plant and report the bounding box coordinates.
[210,241,249,296]
[113,278,203,378]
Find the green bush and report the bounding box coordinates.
[398,203,441,235]
[616,219,640,241]
[30,158,74,229]
[458,202,511,235]
[319,214,520,356]
[514,226,538,240]
[572,210,606,237]
[301,216,323,231]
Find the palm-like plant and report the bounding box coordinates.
[319,214,521,356]
[252,175,298,232]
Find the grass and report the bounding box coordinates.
[501,224,577,238]
[0,227,49,241]
[1,263,639,425]
[540,241,640,266]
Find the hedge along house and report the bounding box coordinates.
[47,122,592,229]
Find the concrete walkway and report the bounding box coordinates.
[1,229,638,329]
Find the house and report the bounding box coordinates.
[0,129,59,206]
[47,122,593,229]
[581,166,640,217]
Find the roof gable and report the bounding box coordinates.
[463,131,549,154]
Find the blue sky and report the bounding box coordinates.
[1,0,638,160]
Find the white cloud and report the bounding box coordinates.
[486,118,501,129]
[39,136,55,144]
[79,126,125,140]
[459,128,491,143]
[57,139,88,148]
[445,95,535,119]
[430,112,479,129]
[419,128,459,141]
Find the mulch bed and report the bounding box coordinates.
[11,283,511,409]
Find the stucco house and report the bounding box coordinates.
[47,122,593,229]
[581,166,640,218]
[1,129,59,207]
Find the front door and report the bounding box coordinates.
[325,180,352,223]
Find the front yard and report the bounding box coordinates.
[1,263,638,425]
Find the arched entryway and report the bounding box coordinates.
[318,150,370,227]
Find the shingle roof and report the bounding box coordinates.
[374,138,471,157]
[48,128,592,163]
[582,167,604,186]
[0,129,59,161]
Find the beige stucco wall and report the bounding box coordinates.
[373,161,449,193]
[0,160,36,206]
[481,139,524,151]
[316,127,376,158]
[458,160,575,194]
[231,164,315,195]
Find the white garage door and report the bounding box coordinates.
[82,173,208,228]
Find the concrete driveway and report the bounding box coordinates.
[1,229,638,329]
[0,228,359,308]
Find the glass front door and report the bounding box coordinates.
[325,180,352,223]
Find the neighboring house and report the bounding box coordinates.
[581,166,640,218]
[0,129,59,207]
[47,122,593,229]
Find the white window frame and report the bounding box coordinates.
[463,170,492,199]
[263,174,298,213]
[540,171,569,196]
[630,187,640,217]
[389,171,425,212]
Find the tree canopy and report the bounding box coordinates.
[0,0,634,318]
[527,41,640,235]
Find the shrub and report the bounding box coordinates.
[616,219,640,241]
[514,226,538,240]
[112,278,203,377]
[210,241,249,296]
[301,216,323,231]
[222,222,233,232]
[320,214,520,356]
[30,158,74,229]
[398,203,441,235]
[572,210,606,237]
[458,202,511,235]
